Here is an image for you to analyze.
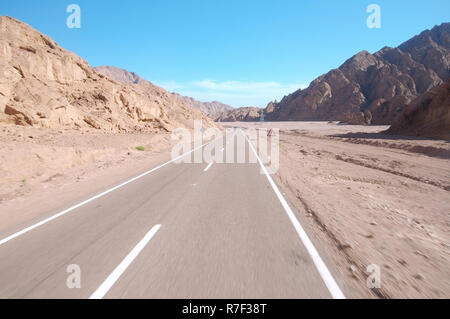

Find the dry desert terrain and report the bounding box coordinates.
[0,121,449,299]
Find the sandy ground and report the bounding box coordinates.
[224,121,450,299]
[1,121,449,299]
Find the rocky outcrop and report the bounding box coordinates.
[171,93,233,119]
[93,66,148,85]
[387,79,450,140]
[265,22,449,124]
[0,16,215,133]
[215,107,262,122]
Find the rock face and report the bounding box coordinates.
[93,66,234,119]
[266,22,450,124]
[215,107,262,122]
[93,66,148,85]
[0,16,215,133]
[171,93,233,119]
[387,79,450,140]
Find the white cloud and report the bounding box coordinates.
[155,79,306,108]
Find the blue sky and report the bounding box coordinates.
[1,1,449,107]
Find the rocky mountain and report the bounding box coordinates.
[0,16,214,133]
[387,79,449,139]
[215,107,262,122]
[171,93,233,119]
[93,66,233,119]
[93,66,148,85]
[265,22,450,124]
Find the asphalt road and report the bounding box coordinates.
[0,129,344,299]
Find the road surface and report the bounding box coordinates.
[0,129,344,299]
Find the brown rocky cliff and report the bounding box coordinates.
[387,79,450,140]
[0,16,215,133]
[265,22,450,125]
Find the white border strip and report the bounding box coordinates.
[242,130,345,299]
[89,224,161,299]
[0,140,211,247]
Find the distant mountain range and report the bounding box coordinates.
[171,93,233,119]
[93,66,148,85]
[215,107,262,122]
[93,66,233,119]
[3,15,448,140]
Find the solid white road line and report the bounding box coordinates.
[242,130,346,299]
[0,140,214,247]
[89,224,161,299]
[204,162,214,172]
